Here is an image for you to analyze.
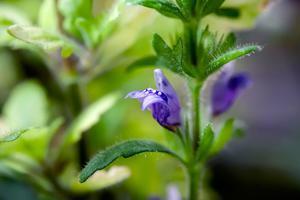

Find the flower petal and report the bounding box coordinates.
[142,94,168,110]
[228,73,251,90]
[212,72,251,116]
[154,69,181,125]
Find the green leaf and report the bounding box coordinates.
[196,124,214,161]
[210,118,234,155]
[175,0,192,19]
[127,56,159,72]
[59,0,92,38]
[127,0,184,20]
[64,93,120,145]
[0,4,31,27]
[70,166,130,193]
[38,0,58,32]
[7,25,63,51]
[79,140,183,182]
[0,128,32,143]
[215,8,240,18]
[3,80,49,129]
[206,45,261,76]
[152,34,184,75]
[0,119,63,160]
[197,0,225,18]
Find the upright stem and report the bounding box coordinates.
[191,81,202,150]
[188,164,201,200]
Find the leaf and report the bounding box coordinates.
[127,56,159,72]
[79,140,183,182]
[206,45,261,76]
[175,0,192,19]
[0,119,63,160]
[7,25,63,51]
[70,166,130,193]
[215,8,240,18]
[3,80,49,129]
[0,4,31,27]
[0,128,32,143]
[38,0,58,32]
[196,0,225,18]
[64,93,120,145]
[196,124,214,161]
[210,118,234,155]
[152,34,183,74]
[59,0,93,38]
[127,0,184,20]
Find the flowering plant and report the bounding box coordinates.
[79,0,264,199]
[0,0,267,199]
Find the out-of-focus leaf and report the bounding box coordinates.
[0,128,32,143]
[196,124,214,161]
[38,0,58,32]
[70,166,130,193]
[0,119,63,161]
[215,8,240,18]
[204,0,270,32]
[64,93,120,145]
[0,4,31,27]
[127,0,184,20]
[127,56,159,71]
[3,80,49,129]
[7,25,63,51]
[197,0,225,18]
[210,118,234,155]
[59,0,92,37]
[206,45,261,76]
[79,140,183,182]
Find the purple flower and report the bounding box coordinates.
[126,69,181,131]
[211,63,251,117]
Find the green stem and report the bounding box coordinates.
[188,164,201,200]
[191,81,202,150]
[184,21,198,67]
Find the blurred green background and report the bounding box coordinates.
[0,0,300,200]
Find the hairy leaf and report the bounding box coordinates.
[79,140,183,182]
[127,0,184,20]
[206,45,261,76]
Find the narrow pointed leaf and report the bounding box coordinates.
[206,45,261,76]
[127,0,184,20]
[196,124,214,161]
[79,140,183,182]
[210,119,234,155]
